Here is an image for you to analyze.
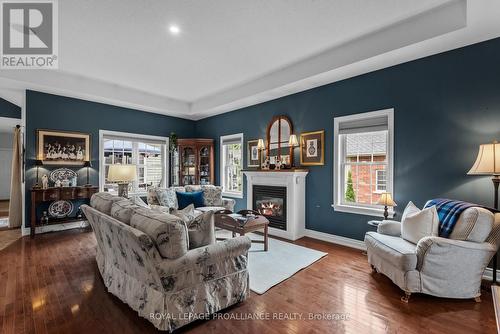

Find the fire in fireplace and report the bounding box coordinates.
[256,199,283,217]
[253,185,287,230]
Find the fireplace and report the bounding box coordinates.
[253,185,287,230]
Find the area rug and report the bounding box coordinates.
[216,230,327,294]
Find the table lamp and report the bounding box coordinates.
[257,139,266,168]
[107,164,137,198]
[83,161,92,187]
[377,192,397,220]
[468,140,500,283]
[33,159,43,189]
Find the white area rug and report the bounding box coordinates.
[217,230,327,294]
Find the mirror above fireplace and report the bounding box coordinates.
[266,115,293,167]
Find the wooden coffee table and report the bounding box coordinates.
[214,210,269,251]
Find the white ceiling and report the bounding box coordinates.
[61,0,448,101]
[1,0,500,119]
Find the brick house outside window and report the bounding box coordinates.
[345,131,387,205]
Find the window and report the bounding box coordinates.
[220,133,243,198]
[375,170,387,192]
[99,130,168,196]
[333,109,394,217]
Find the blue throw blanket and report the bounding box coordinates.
[424,198,476,238]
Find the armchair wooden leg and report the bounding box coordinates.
[401,291,411,303]
[474,296,481,303]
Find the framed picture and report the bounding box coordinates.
[247,140,261,167]
[37,129,91,165]
[300,130,324,166]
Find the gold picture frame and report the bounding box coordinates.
[300,130,324,166]
[37,129,91,165]
[247,139,261,167]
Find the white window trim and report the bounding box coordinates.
[220,133,244,198]
[332,109,394,218]
[99,130,169,196]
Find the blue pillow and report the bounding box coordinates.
[176,191,204,209]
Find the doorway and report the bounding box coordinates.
[0,107,23,249]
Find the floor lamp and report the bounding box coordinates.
[468,141,499,284]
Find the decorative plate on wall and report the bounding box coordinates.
[49,168,77,183]
[48,200,73,218]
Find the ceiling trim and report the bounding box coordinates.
[0,71,192,119]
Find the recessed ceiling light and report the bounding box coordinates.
[169,24,180,35]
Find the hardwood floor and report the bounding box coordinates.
[0,228,21,252]
[0,200,9,218]
[0,229,496,333]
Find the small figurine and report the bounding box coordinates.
[76,206,84,219]
[41,211,49,225]
[275,159,282,170]
[55,179,61,187]
[41,174,49,189]
[261,157,270,170]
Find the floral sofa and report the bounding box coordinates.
[147,185,235,213]
[81,192,251,332]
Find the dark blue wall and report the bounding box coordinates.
[25,90,196,226]
[196,37,500,241]
[0,97,21,119]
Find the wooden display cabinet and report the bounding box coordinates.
[174,139,214,186]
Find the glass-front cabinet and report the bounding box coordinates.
[199,146,211,185]
[172,139,214,186]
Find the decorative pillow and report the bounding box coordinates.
[171,204,198,223]
[186,211,215,249]
[401,202,439,244]
[202,185,223,206]
[110,199,143,225]
[155,187,178,209]
[147,186,160,205]
[130,208,189,259]
[449,207,494,242]
[176,191,204,209]
[90,192,124,215]
[129,195,149,208]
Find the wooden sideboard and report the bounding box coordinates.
[30,186,98,237]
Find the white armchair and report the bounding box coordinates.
[365,208,500,302]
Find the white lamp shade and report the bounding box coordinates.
[107,164,137,182]
[257,139,265,150]
[289,134,299,147]
[377,192,397,207]
[468,142,500,175]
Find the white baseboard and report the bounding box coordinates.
[22,221,89,236]
[303,229,366,251]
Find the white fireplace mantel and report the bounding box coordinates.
[243,170,308,240]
